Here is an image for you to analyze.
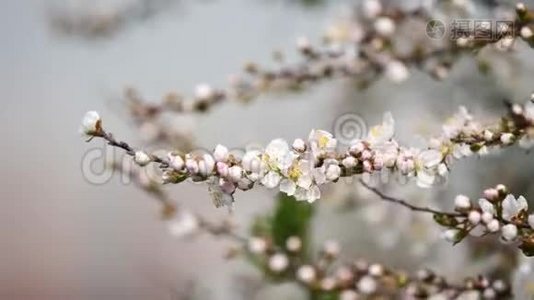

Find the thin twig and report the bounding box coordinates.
[358,179,462,217]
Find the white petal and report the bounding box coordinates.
[419,149,442,168]
[502,194,520,221]
[261,171,281,188]
[416,170,435,188]
[306,186,321,203]
[280,179,296,196]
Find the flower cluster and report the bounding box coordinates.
[438,184,534,256]
[81,96,534,207]
[125,1,533,126]
[244,236,511,299]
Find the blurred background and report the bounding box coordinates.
[1,0,534,299]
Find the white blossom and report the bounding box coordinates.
[280,179,297,196]
[261,171,281,188]
[169,153,184,171]
[308,130,337,159]
[502,194,528,221]
[368,112,395,144]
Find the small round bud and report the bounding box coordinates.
[368,264,384,277]
[362,0,382,19]
[247,237,267,254]
[134,151,151,166]
[320,277,336,291]
[169,153,185,171]
[340,290,359,300]
[229,166,243,182]
[194,84,214,100]
[342,156,357,169]
[292,138,306,152]
[442,229,460,243]
[516,2,526,13]
[483,288,496,299]
[500,133,514,144]
[297,265,316,283]
[487,219,500,232]
[454,195,471,210]
[482,212,494,224]
[296,36,311,52]
[286,236,302,252]
[501,224,518,241]
[468,211,481,225]
[357,276,377,294]
[81,111,102,135]
[521,26,533,39]
[483,130,494,141]
[213,144,228,162]
[216,161,229,177]
[268,253,289,272]
[483,188,499,200]
[323,240,341,257]
[326,164,341,181]
[385,61,409,83]
[350,141,365,155]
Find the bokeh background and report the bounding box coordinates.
[1,0,534,299]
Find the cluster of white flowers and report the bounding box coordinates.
[83,97,534,208]
[440,184,534,255]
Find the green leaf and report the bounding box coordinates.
[272,193,314,257]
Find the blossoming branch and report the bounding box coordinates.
[126,1,534,124]
[240,236,511,299]
[80,94,534,206]
[361,180,534,257]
